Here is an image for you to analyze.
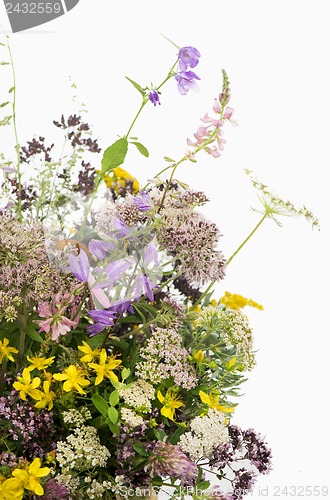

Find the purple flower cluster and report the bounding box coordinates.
[209,425,272,499]
[40,479,70,500]
[175,46,201,95]
[147,441,198,486]
[0,390,56,459]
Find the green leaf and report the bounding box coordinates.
[133,442,149,457]
[121,368,131,381]
[108,420,120,434]
[8,87,15,93]
[125,76,145,96]
[153,429,166,441]
[0,62,10,65]
[101,138,128,174]
[108,406,118,424]
[0,115,12,126]
[109,390,120,407]
[197,481,210,490]
[0,102,10,108]
[25,324,43,343]
[0,43,6,47]
[131,141,149,158]
[169,425,187,445]
[163,157,175,162]
[92,394,109,417]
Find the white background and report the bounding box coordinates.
[1,1,329,498]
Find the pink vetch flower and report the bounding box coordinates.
[186,97,238,158]
[36,292,79,342]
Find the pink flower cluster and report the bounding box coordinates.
[187,98,238,158]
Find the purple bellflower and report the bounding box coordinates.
[134,274,157,301]
[68,250,90,282]
[133,191,152,212]
[148,89,161,106]
[175,71,201,95]
[89,239,117,260]
[178,46,201,71]
[114,217,131,239]
[144,242,159,266]
[87,308,117,336]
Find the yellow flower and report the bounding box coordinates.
[13,368,42,401]
[34,381,55,410]
[157,389,184,421]
[220,291,263,311]
[88,349,122,385]
[0,338,18,363]
[26,356,55,371]
[193,350,204,363]
[78,341,101,363]
[199,390,234,414]
[103,166,140,193]
[12,458,50,496]
[0,476,24,500]
[53,365,90,394]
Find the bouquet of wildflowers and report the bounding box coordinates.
[0,37,319,500]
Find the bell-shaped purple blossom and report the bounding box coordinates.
[109,298,134,316]
[134,274,157,301]
[175,71,200,95]
[178,46,201,71]
[148,89,161,106]
[68,250,90,282]
[114,217,131,239]
[144,242,159,266]
[133,191,152,212]
[87,308,117,336]
[89,239,117,260]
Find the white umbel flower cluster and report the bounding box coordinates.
[120,379,155,412]
[85,478,113,499]
[62,407,92,426]
[179,409,229,461]
[121,408,144,428]
[56,423,110,472]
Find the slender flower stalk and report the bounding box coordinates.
[5,36,22,221]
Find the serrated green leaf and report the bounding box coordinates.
[101,137,128,174]
[0,115,12,126]
[131,141,149,158]
[108,406,118,424]
[109,390,120,407]
[0,102,10,108]
[125,76,145,96]
[133,442,149,457]
[92,394,109,417]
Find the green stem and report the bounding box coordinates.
[226,213,268,266]
[18,309,28,368]
[6,37,22,221]
[125,98,148,139]
[193,213,268,306]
